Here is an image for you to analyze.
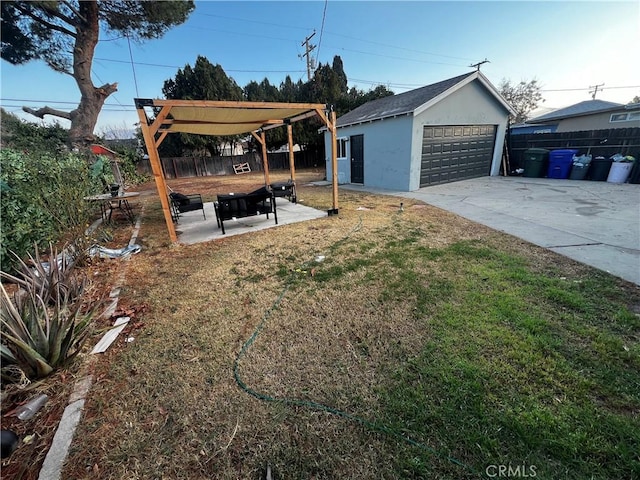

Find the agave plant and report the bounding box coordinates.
[0,243,85,306]
[0,276,98,381]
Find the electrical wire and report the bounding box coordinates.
[315,0,328,65]
[126,35,140,97]
[195,11,311,32]
[233,216,481,476]
[324,44,468,68]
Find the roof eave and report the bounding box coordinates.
[336,111,413,129]
[413,71,516,118]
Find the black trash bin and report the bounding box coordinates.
[522,148,549,178]
[569,163,590,180]
[628,157,640,184]
[589,157,613,181]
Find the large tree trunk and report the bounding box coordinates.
[69,1,117,152]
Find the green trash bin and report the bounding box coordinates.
[522,148,549,178]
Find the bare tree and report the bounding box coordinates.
[499,79,544,124]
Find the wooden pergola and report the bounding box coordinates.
[134,99,339,243]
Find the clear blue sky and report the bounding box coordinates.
[1,0,638,137]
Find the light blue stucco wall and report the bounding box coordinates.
[325,80,511,192]
[324,114,414,191]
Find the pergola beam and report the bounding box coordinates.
[162,119,285,127]
[148,99,326,110]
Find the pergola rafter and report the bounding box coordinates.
[134,98,339,243]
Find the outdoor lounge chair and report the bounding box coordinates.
[270,180,296,203]
[169,192,206,222]
[214,186,277,235]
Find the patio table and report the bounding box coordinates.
[84,192,140,224]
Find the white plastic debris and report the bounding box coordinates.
[91,317,131,354]
[88,244,141,259]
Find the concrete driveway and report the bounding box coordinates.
[344,177,640,285]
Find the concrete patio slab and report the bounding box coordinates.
[342,177,640,285]
[175,199,327,245]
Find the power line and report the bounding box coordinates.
[1,98,137,108]
[4,82,638,111]
[324,30,475,62]
[184,25,297,44]
[90,69,128,109]
[1,104,134,112]
[541,85,639,92]
[325,45,467,67]
[348,77,422,88]
[194,10,475,63]
[92,56,305,74]
[194,12,311,32]
[126,35,140,97]
[315,0,328,65]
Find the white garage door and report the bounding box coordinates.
[420,125,496,186]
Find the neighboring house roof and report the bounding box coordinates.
[527,99,623,123]
[336,71,515,128]
[509,123,558,135]
[91,144,118,157]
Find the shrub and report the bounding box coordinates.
[0,149,96,272]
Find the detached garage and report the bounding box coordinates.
[324,71,514,191]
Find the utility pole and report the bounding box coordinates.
[469,58,490,71]
[589,83,604,99]
[300,31,316,81]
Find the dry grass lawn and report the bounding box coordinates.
[4,169,637,479]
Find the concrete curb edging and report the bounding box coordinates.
[37,377,93,480]
[37,212,143,480]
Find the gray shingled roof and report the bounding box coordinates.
[337,72,476,127]
[528,100,623,123]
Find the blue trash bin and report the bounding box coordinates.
[547,149,578,179]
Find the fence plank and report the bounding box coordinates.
[137,150,324,178]
[508,127,640,169]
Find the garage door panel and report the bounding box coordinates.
[420,124,496,187]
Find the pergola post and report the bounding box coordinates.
[251,131,271,186]
[330,110,339,214]
[135,103,177,242]
[261,131,271,186]
[287,123,296,183]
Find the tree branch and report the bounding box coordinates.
[13,4,77,38]
[97,82,119,97]
[60,1,87,24]
[23,106,73,121]
[38,1,81,29]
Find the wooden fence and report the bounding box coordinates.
[137,150,324,179]
[507,127,640,170]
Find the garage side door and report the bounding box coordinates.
[420,125,496,187]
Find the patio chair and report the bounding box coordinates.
[270,180,297,203]
[169,192,206,222]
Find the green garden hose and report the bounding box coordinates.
[233,216,481,476]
